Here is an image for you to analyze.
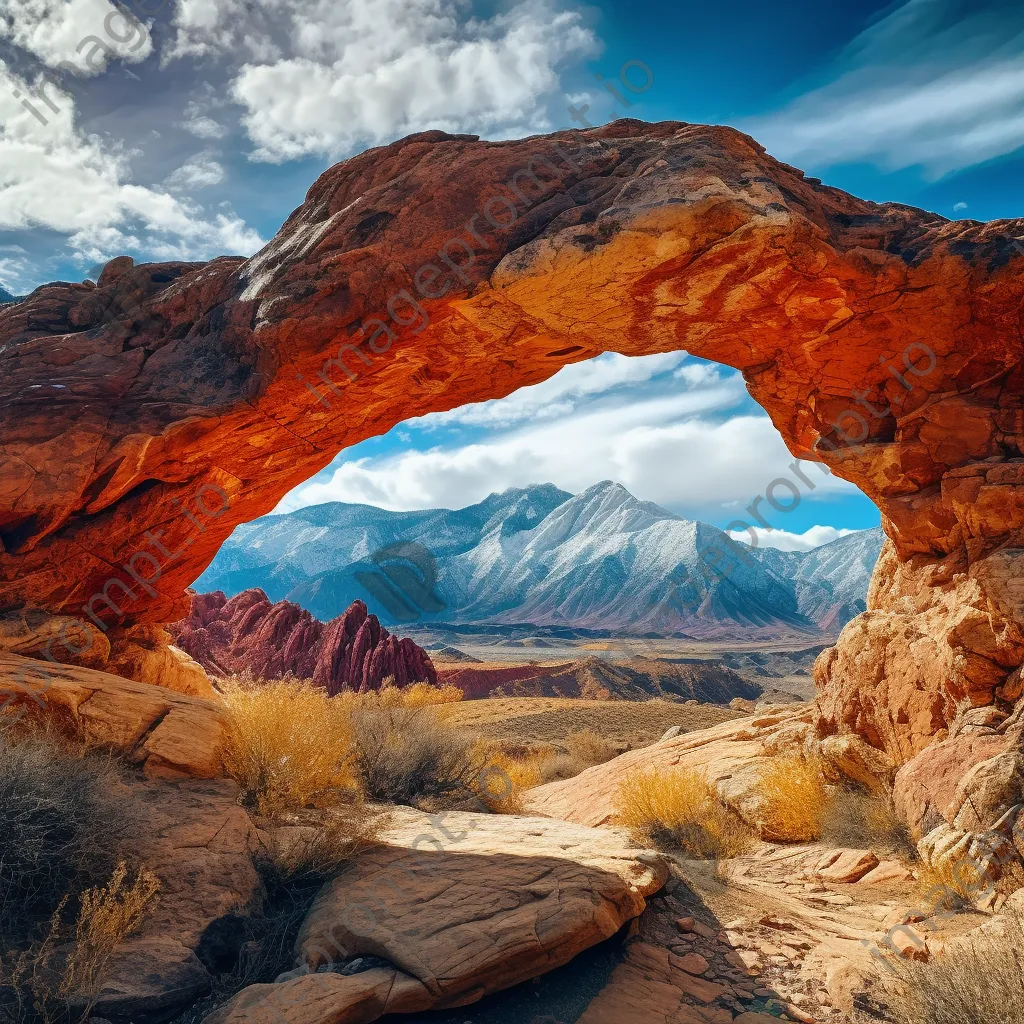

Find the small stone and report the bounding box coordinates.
[676,916,695,932]
[672,952,710,976]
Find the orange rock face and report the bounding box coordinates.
[1,120,1023,766]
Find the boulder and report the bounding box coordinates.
[208,808,667,1024]
[0,651,228,779]
[86,779,263,1024]
[528,708,811,831]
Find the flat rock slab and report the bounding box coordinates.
[207,808,668,1024]
[0,651,228,778]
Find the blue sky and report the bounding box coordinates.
[1,0,1020,548]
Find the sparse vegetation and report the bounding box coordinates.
[349,697,484,809]
[822,787,918,861]
[60,863,161,1014]
[1,861,159,1024]
[221,677,359,815]
[0,730,137,950]
[874,911,1024,1024]
[754,753,831,841]
[563,729,617,767]
[614,766,755,860]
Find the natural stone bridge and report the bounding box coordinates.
[2,120,1023,780]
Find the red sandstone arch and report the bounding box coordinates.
[2,120,1023,767]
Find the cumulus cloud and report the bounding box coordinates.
[279,361,854,515]
[749,0,1024,176]
[0,0,153,73]
[0,62,263,265]
[729,525,858,553]
[165,152,225,190]
[164,0,598,162]
[415,352,692,430]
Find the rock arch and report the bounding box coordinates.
[2,121,1023,769]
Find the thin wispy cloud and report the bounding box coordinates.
[750,0,1024,176]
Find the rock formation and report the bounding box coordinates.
[2,120,1024,798]
[169,589,437,693]
[0,651,228,778]
[207,807,668,1024]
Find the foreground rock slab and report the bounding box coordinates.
[206,808,668,1024]
[0,651,228,778]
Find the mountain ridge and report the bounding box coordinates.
[196,482,884,639]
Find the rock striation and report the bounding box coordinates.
[2,120,1024,780]
[169,589,437,693]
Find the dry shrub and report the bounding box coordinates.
[61,863,160,1008]
[349,701,482,809]
[471,742,548,814]
[2,862,159,1024]
[821,787,918,861]
[262,805,388,885]
[875,910,1024,1024]
[0,731,136,950]
[221,678,358,816]
[391,682,464,708]
[914,855,983,912]
[754,754,831,842]
[614,767,754,860]
[563,729,617,766]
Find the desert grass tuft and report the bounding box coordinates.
[875,911,1024,1024]
[614,766,754,860]
[563,729,617,767]
[754,753,831,842]
[821,787,918,861]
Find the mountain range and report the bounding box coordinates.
[195,482,884,639]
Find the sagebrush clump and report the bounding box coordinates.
[221,677,359,815]
[0,730,136,949]
[614,766,754,860]
[876,911,1024,1024]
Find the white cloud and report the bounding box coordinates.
[415,352,690,430]
[166,152,225,190]
[279,373,854,515]
[0,0,153,73]
[749,0,1024,176]
[0,62,264,266]
[181,113,228,139]
[729,525,857,553]
[164,0,599,162]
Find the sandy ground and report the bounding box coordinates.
[436,697,744,749]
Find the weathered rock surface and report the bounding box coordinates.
[0,651,228,778]
[207,807,667,1024]
[3,120,1024,767]
[91,779,263,1024]
[169,589,436,693]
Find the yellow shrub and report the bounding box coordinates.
[614,767,754,859]
[222,678,358,816]
[62,862,161,1003]
[755,754,831,842]
[472,741,548,814]
[563,729,617,766]
[394,682,465,708]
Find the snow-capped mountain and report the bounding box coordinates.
[196,482,884,638]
